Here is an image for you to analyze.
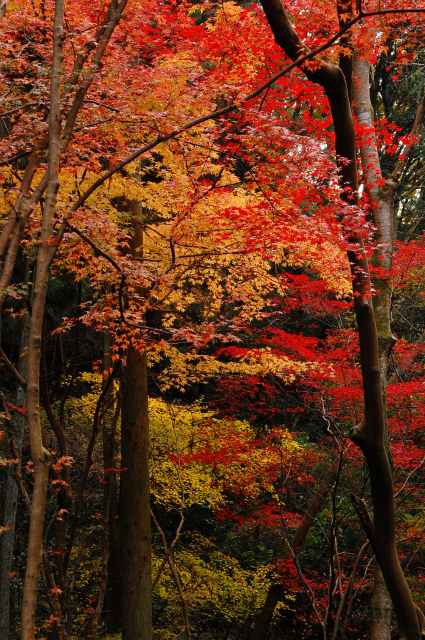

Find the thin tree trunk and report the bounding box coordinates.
[0,320,29,640]
[258,2,422,637]
[102,334,122,632]
[21,1,64,637]
[86,345,120,639]
[352,54,395,640]
[87,335,121,638]
[351,54,424,640]
[0,156,41,315]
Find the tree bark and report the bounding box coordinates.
[21,1,64,637]
[259,2,422,638]
[369,568,393,640]
[119,204,152,640]
[352,54,394,640]
[120,348,152,640]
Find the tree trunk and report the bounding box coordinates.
[120,348,152,640]
[119,204,152,640]
[258,2,422,638]
[352,54,395,640]
[21,1,64,637]
[370,568,393,640]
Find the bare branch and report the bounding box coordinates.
[395,455,425,499]
[0,347,26,387]
[391,92,425,184]
[0,102,39,119]
[151,508,191,639]
[331,540,369,640]
[350,494,375,548]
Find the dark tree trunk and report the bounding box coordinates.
[120,348,152,640]
[258,2,422,638]
[352,54,394,640]
[119,204,152,640]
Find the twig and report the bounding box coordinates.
[63,366,117,573]
[0,102,39,118]
[0,346,26,386]
[0,149,33,167]
[152,510,185,589]
[350,495,375,549]
[331,540,369,640]
[395,455,425,499]
[325,447,344,635]
[64,221,169,336]
[391,92,425,186]
[151,508,191,639]
[10,435,31,508]
[284,535,327,639]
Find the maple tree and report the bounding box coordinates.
[0,0,425,639]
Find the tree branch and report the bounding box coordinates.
[48,3,425,240]
[0,346,26,387]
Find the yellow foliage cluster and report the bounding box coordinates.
[49,387,306,639]
[55,382,307,514]
[148,341,328,392]
[150,399,224,510]
[150,398,305,509]
[153,537,273,632]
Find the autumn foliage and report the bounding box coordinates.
[0,0,425,639]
